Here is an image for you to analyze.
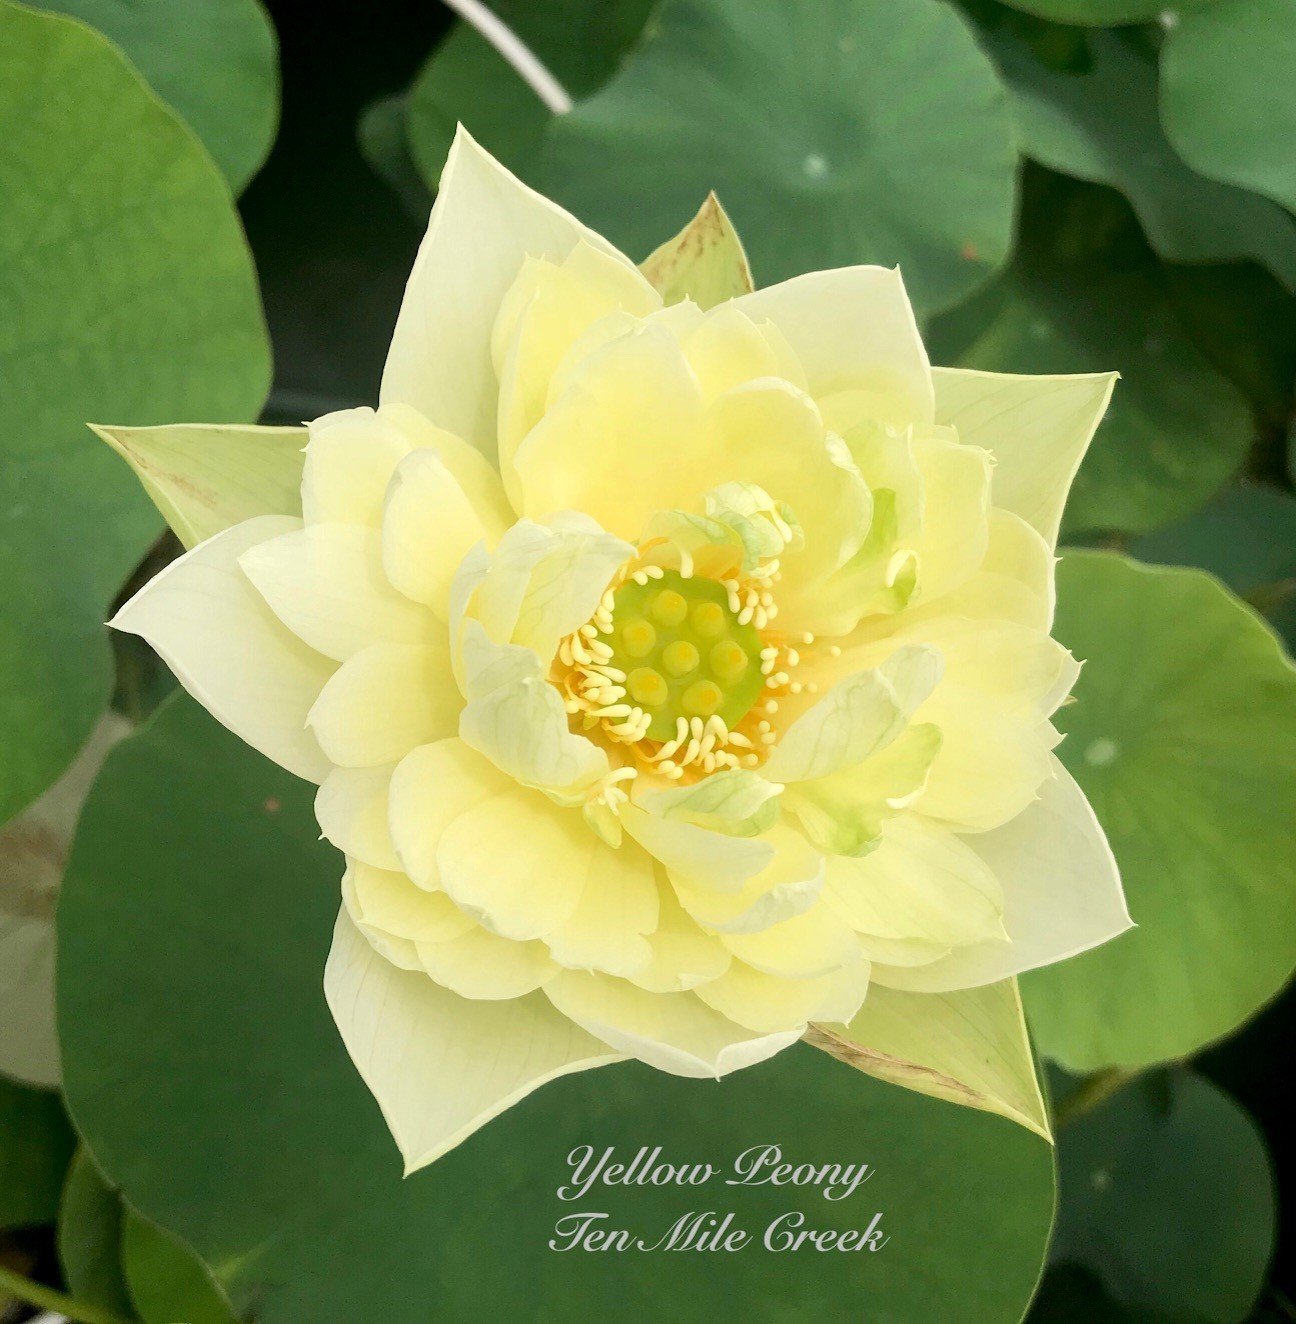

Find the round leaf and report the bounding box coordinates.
[1133,484,1296,650]
[1051,1070,1273,1323]
[59,695,1056,1323]
[535,0,1017,313]
[995,0,1213,22]
[357,94,431,219]
[0,0,270,826]
[988,28,1296,292]
[406,0,653,183]
[58,1148,133,1318]
[1022,553,1296,1069]
[122,1209,235,1324]
[929,245,1252,536]
[1162,0,1296,215]
[36,0,280,192]
[0,714,130,1086]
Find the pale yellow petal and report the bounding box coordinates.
[458,624,608,799]
[631,878,733,993]
[722,903,863,979]
[673,823,823,935]
[324,909,620,1174]
[902,508,1056,632]
[762,644,941,784]
[731,266,933,428]
[436,786,593,941]
[876,758,1131,992]
[933,367,1117,550]
[382,449,491,617]
[633,769,782,839]
[701,380,872,626]
[345,860,475,944]
[897,618,1078,721]
[785,723,942,857]
[823,815,1006,947]
[812,960,875,1025]
[388,738,510,888]
[307,640,460,767]
[544,971,801,1078]
[109,516,334,782]
[620,803,772,889]
[854,932,952,968]
[417,924,557,1000]
[301,407,412,528]
[695,961,835,1034]
[381,125,637,456]
[495,241,662,500]
[381,402,514,536]
[463,517,631,663]
[545,842,658,977]
[915,702,1059,834]
[910,426,992,605]
[678,303,807,401]
[239,523,434,662]
[514,323,707,539]
[315,764,401,871]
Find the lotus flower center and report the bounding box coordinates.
[605,571,765,740]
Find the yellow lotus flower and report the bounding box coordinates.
[109,129,1130,1171]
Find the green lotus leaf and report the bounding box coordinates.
[36,0,279,192]
[1162,0,1296,215]
[987,27,1296,292]
[0,0,270,826]
[58,695,1056,1323]
[121,1208,236,1324]
[57,1145,234,1323]
[929,237,1251,536]
[994,0,1214,21]
[357,93,431,219]
[1022,553,1296,1070]
[1133,485,1296,649]
[0,1076,75,1230]
[58,1149,133,1318]
[1162,263,1296,432]
[406,0,652,184]
[535,0,1016,313]
[1051,1070,1274,1324]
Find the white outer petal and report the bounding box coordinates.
[109,516,334,782]
[380,125,638,457]
[731,266,934,427]
[932,368,1117,550]
[874,757,1131,992]
[325,909,622,1174]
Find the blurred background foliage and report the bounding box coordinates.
[1,0,1294,1321]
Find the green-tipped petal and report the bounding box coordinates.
[639,192,754,309]
[94,422,306,550]
[808,977,1050,1140]
[763,644,941,784]
[634,769,782,838]
[932,368,1117,550]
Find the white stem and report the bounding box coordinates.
[441,0,574,115]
